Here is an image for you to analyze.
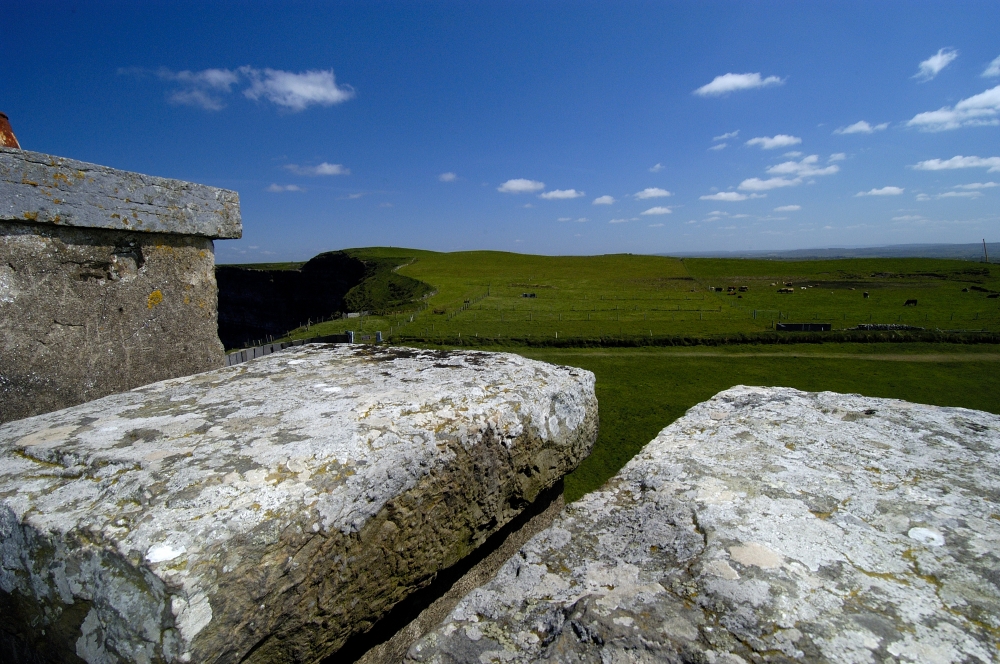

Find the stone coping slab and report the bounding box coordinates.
[0,148,241,238]
[0,345,597,663]
[408,386,1000,663]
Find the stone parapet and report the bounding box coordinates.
[0,148,240,239]
[0,149,241,422]
[0,344,598,663]
[408,386,1000,663]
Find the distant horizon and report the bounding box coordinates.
[5,2,999,262]
[217,240,998,265]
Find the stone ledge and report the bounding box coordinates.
[0,148,241,239]
[0,345,598,663]
[408,386,1000,663]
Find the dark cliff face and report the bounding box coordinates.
[216,251,366,349]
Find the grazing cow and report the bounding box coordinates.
[863,292,870,299]
[904,299,917,306]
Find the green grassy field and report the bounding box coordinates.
[263,248,999,501]
[277,248,1000,343]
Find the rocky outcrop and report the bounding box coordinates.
[408,386,1000,663]
[0,345,598,663]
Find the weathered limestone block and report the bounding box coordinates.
[0,345,598,663]
[408,386,1000,663]
[0,148,241,423]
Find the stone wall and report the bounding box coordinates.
[0,148,241,423]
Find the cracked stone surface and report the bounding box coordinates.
[0,221,224,423]
[0,148,240,239]
[407,386,1000,664]
[0,344,597,663]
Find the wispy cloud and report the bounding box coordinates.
[713,130,739,141]
[709,143,727,151]
[912,155,1000,172]
[438,172,457,182]
[609,218,629,224]
[856,186,904,196]
[634,187,672,199]
[700,192,748,201]
[648,223,665,227]
[767,154,839,177]
[834,120,888,135]
[985,55,1000,78]
[914,48,958,82]
[694,73,783,97]
[937,191,982,199]
[641,206,672,215]
[241,67,354,110]
[774,205,801,211]
[649,163,663,173]
[829,153,846,162]
[893,215,923,221]
[285,162,350,176]
[746,134,801,149]
[129,66,355,111]
[906,85,1000,131]
[539,189,585,200]
[592,195,616,205]
[498,179,545,193]
[265,183,304,193]
[954,182,997,189]
[557,217,572,222]
[740,177,799,191]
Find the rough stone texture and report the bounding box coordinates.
[0,148,241,239]
[408,386,1000,664]
[0,344,598,663]
[0,221,224,423]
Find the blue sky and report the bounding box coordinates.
[5,1,999,261]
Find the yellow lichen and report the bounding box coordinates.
[147,290,164,309]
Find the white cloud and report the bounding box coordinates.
[265,183,304,192]
[438,172,457,182]
[649,163,663,172]
[609,218,629,224]
[648,223,665,227]
[985,55,1000,78]
[893,215,923,221]
[739,177,799,191]
[913,155,1000,172]
[285,162,350,176]
[709,143,727,151]
[700,191,748,201]
[498,178,545,193]
[557,217,572,221]
[906,85,1000,131]
[574,217,588,223]
[539,189,585,200]
[774,205,801,211]
[342,193,365,199]
[746,134,801,149]
[914,48,958,82]
[954,182,998,189]
[713,130,739,141]
[834,120,888,134]
[240,67,355,111]
[592,195,616,205]
[916,193,931,201]
[829,153,846,162]
[155,67,240,110]
[641,206,672,215]
[634,187,672,199]
[856,186,904,196]
[694,73,783,96]
[784,151,803,157]
[766,154,839,177]
[937,190,982,199]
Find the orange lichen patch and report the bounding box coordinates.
[22,211,38,221]
[147,290,164,309]
[52,172,71,185]
[20,176,39,187]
